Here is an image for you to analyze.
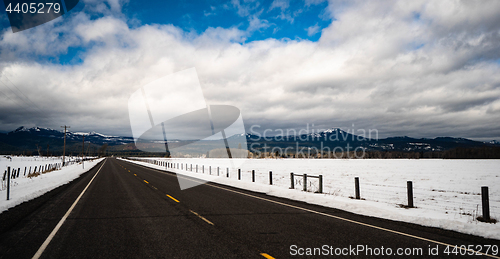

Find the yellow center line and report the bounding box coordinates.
[260,253,275,259]
[134,174,137,176]
[123,161,500,259]
[189,210,214,225]
[143,180,149,184]
[166,194,180,203]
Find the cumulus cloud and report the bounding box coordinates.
[0,0,499,141]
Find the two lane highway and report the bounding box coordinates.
[1,158,499,258]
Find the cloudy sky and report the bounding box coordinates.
[0,0,499,140]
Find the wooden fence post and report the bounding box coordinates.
[6,167,10,200]
[318,175,323,194]
[355,177,360,200]
[407,181,414,208]
[252,170,255,182]
[482,186,490,221]
[290,172,294,189]
[269,171,273,185]
[303,174,307,191]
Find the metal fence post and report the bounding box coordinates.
[269,171,273,185]
[482,186,490,221]
[252,170,255,182]
[303,174,307,191]
[290,172,294,189]
[238,169,241,180]
[407,181,414,208]
[319,175,323,194]
[226,168,229,177]
[355,177,360,199]
[217,167,219,176]
[209,166,211,175]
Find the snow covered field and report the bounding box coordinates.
[1,156,84,178]
[124,157,500,239]
[0,157,104,213]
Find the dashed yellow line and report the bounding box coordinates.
[189,210,214,225]
[134,174,137,176]
[128,164,500,259]
[260,253,275,259]
[152,186,158,190]
[166,194,180,203]
[143,180,149,184]
[128,170,131,172]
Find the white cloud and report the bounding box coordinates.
[305,23,320,36]
[270,0,289,11]
[0,0,499,140]
[231,0,261,17]
[247,15,271,32]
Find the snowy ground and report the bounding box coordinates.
[123,157,500,240]
[1,156,85,177]
[0,157,104,213]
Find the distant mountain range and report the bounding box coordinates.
[0,126,134,155]
[230,128,500,153]
[0,126,498,155]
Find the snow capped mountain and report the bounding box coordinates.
[305,127,361,140]
[7,126,134,145]
[13,126,59,134]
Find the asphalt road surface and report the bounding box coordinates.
[0,158,499,258]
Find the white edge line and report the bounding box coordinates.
[121,159,500,259]
[32,159,107,259]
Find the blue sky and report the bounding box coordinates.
[122,0,331,42]
[1,0,332,65]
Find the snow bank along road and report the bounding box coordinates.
[0,158,499,258]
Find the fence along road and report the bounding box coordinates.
[0,157,499,258]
